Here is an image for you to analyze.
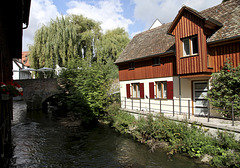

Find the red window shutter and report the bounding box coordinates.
[167,81,173,99]
[140,83,144,98]
[149,82,154,99]
[126,84,131,98]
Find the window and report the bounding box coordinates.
[129,62,135,70]
[152,57,160,66]
[149,81,173,99]
[156,81,167,98]
[126,83,144,98]
[182,36,198,56]
[132,83,140,98]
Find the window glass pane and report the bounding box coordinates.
[157,82,162,98]
[195,83,207,90]
[153,57,160,65]
[129,62,135,69]
[133,84,136,98]
[195,107,208,115]
[195,91,207,99]
[137,84,140,98]
[163,82,167,98]
[195,100,208,107]
[192,37,198,54]
[183,39,190,56]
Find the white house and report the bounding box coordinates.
[12,59,32,80]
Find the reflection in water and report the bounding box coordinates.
[10,101,202,168]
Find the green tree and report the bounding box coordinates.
[96,28,130,63]
[208,59,240,118]
[29,14,130,122]
[58,60,111,123]
[29,15,101,72]
[95,28,130,79]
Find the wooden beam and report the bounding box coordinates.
[180,74,211,79]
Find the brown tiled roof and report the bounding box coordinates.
[22,51,30,67]
[116,0,240,64]
[200,0,240,42]
[115,23,175,64]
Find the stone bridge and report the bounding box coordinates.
[14,78,61,110]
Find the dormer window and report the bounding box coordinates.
[152,57,160,66]
[129,62,135,70]
[182,36,198,57]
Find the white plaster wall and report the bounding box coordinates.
[13,62,20,80]
[120,76,197,115]
[120,77,177,114]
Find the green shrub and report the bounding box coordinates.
[208,59,240,118]
[106,109,240,167]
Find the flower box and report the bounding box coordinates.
[0,80,23,100]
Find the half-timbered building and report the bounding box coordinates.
[115,0,240,115]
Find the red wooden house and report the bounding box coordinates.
[115,0,240,115]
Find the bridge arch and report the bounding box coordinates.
[15,78,61,110]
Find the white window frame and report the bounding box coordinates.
[182,36,198,57]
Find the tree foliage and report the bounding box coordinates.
[58,61,112,123]
[95,28,130,79]
[208,59,240,118]
[29,15,130,79]
[95,28,130,63]
[30,14,130,122]
[29,15,101,70]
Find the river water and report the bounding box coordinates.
[9,101,204,168]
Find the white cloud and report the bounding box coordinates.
[23,0,60,51]
[66,0,133,32]
[133,0,222,29]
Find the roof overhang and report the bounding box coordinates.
[115,51,175,65]
[208,35,240,47]
[167,6,222,35]
[22,0,31,29]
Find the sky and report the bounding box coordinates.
[23,0,222,51]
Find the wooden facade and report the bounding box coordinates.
[208,41,240,72]
[117,2,239,81]
[119,54,176,81]
[171,10,209,75]
[116,0,239,116]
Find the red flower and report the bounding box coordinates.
[227,70,230,72]
[14,82,21,88]
[6,92,10,95]
[2,89,5,91]
[0,82,5,85]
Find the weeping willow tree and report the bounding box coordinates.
[95,28,130,79]
[29,14,130,79]
[29,15,101,73]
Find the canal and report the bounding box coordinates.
[9,101,204,167]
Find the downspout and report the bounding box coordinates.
[179,75,181,114]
